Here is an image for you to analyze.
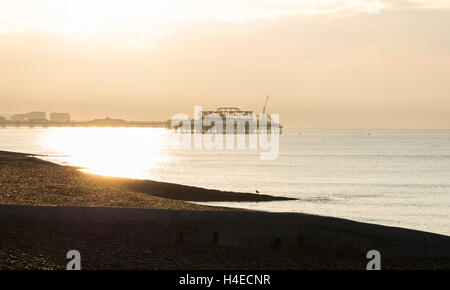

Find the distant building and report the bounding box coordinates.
[89,116,127,125]
[50,113,71,123]
[10,112,48,123]
[0,116,7,124]
[10,114,28,122]
[28,112,47,121]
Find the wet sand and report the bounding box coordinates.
[0,150,449,270]
[117,178,295,202]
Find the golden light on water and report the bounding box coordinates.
[42,127,174,179]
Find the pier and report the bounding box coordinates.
[0,120,171,128]
[171,107,283,134]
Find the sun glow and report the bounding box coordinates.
[42,127,174,179]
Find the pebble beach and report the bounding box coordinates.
[0,150,449,270]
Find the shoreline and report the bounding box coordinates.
[0,149,449,269]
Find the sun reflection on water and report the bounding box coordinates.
[42,127,174,179]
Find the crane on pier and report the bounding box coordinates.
[262,95,269,114]
[262,95,272,122]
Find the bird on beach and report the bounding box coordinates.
[255,190,260,193]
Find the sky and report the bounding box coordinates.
[0,0,450,128]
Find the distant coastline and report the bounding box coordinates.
[0,111,170,128]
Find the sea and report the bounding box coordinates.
[0,127,449,236]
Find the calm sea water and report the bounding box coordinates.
[0,127,449,235]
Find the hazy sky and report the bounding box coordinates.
[1,0,450,128]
